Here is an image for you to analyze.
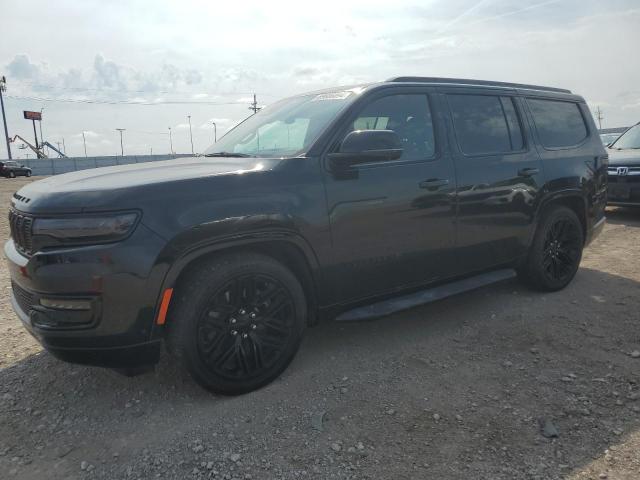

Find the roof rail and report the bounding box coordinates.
[386,77,572,94]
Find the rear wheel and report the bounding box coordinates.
[518,206,584,291]
[167,253,306,395]
[8,172,15,178]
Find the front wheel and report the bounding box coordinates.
[518,206,584,291]
[8,172,15,178]
[25,171,32,177]
[167,253,307,395]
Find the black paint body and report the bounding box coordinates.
[5,79,607,368]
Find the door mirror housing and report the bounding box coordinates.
[328,130,403,170]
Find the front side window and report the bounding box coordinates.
[204,90,358,158]
[527,98,588,148]
[611,124,640,150]
[344,94,435,161]
[448,94,524,155]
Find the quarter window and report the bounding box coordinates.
[448,94,524,155]
[346,94,435,161]
[527,98,588,148]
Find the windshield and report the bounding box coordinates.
[204,90,358,158]
[611,124,640,149]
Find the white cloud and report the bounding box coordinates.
[1,0,639,157]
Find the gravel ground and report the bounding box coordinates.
[1,177,639,480]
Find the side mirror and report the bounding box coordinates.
[328,130,403,170]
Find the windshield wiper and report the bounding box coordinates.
[204,152,255,158]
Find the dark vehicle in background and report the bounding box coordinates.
[5,77,607,395]
[607,122,640,206]
[1,161,32,178]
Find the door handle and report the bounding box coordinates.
[517,167,539,177]
[419,178,450,190]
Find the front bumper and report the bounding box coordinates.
[607,173,640,206]
[4,223,169,368]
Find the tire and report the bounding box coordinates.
[518,206,584,291]
[167,253,307,395]
[9,172,15,178]
[26,171,31,177]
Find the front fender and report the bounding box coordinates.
[148,228,321,339]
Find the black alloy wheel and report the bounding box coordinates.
[518,206,584,291]
[167,253,306,395]
[541,217,582,284]
[196,274,296,381]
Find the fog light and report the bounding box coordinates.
[39,298,92,311]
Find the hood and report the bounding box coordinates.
[12,156,282,213]
[607,148,640,166]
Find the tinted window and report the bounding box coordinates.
[528,98,588,148]
[448,94,524,155]
[346,94,435,161]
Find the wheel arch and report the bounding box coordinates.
[535,190,588,242]
[152,232,321,337]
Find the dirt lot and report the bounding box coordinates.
[1,177,639,480]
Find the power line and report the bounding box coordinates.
[10,80,276,97]
[5,94,250,106]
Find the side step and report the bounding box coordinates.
[335,268,516,322]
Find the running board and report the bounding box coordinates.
[335,269,516,322]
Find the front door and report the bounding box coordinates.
[322,89,457,304]
[442,89,544,273]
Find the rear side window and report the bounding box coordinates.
[527,98,588,148]
[448,94,524,155]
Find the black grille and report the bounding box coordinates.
[8,209,34,255]
[11,281,35,314]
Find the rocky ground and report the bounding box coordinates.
[0,177,639,479]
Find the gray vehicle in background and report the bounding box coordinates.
[607,122,640,206]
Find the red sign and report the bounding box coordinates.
[23,111,42,121]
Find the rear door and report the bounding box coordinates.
[321,88,457,304]
[441,88,544,273]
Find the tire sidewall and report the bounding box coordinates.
[527,206,584,291]
[169,254,307,395]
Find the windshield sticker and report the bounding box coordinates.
[311,91,352,101]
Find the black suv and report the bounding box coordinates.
[6,77,607,395]
[606,122,640,205]
[1,161,32,178]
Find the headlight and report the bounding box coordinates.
[32,212,139,243]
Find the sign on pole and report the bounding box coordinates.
[23,110,42,121]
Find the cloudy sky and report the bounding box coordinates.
[2,0,639,158]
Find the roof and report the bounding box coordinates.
[386,76,571,94]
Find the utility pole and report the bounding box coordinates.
[82,131,88,157]
[31,118,39,151]
[116,128,126,156]
[0,76,12,159]
[168,127,173,154]
[56,141,62,157]
[595,106,604,130]
[39,107,45,156]
[211,121,217,143]
[187,116,194,154]
[62,137,66,155]
[249,93,261,114]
